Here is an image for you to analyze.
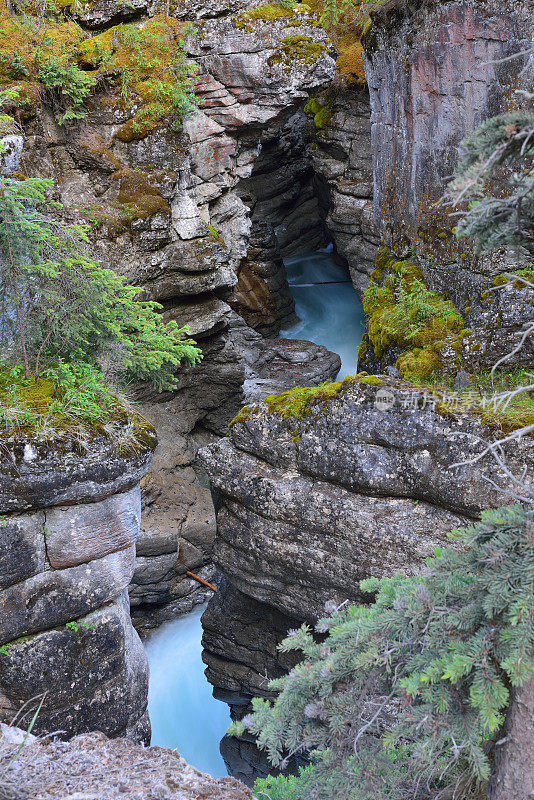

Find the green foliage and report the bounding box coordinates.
[0,9,199,131]
[0,362,118,430]
[362,246,465,381]
[65,619,94,633]
[36,49,96,124]
[447,111,534,255]
[0,176,202,399]
[240,506,534,800]
[254,767,314,799]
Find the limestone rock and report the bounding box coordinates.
[363,0,533,369]
[0,422,157,513]
[0,512,46,590]
[71,0,149,29]
[0,545,136,645]
[308,85,379,295]
[0,730,251,799]
[45,486,141,569]
[200,377,534,622]
[0,427,155,742]
[0,596,149,741]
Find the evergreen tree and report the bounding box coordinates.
[0,176,202,388]
[236,507,533,800]
[446,109,534,255]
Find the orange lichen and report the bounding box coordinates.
[336,38,366,83]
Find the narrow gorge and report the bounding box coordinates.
[0,0,532,797]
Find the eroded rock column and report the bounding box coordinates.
[0,419,157,743]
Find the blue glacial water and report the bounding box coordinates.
[280,249,366,379]
[145,250,365,777]
[145,604,230,777]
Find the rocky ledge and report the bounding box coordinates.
[200,376,533,622]
[0,727,250,800]
[0,416,157,743]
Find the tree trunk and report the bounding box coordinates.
[486,667,534,800]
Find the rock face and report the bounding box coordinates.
[9,0,342,626]
[200,377,533,622]
[363,0,534,370]
[309,84,379,294]
[365,0,532,245]
[0,420,156,743]
[0,727,251,800]
[200,376,534,782]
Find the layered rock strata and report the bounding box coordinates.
[200,377,532,623]
[309,84,379,294]
[0,419,157,743]
[200,377,533,781]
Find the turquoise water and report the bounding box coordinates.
[145,251,365,777]
[281,249,365,379]
[145,604,230,777]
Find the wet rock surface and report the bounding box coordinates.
[202,577,304,786]
[309,84,378,294]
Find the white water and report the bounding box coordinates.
[145,604,230,777]
[281,249,365,379]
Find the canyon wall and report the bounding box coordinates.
[199,0,534,782]
[363,0,534,372]
[0,415,157,742]
[8,0,346,630]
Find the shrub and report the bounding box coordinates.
[0,176,202,395]
[36,49,96,123]
[234,506,534,800]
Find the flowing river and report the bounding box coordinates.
[145,249,366,775]
[145,604,230,777]
[280,248,366,379]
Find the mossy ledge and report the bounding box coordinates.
[230,374,384,425]
[0,370,157,455]
[362,245,468,383]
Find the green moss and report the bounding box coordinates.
[0,112,18,136]
[313,103,333,129]
[204,222,224,241]
[229,404,259,426]
[272,35,327,67]
[492,269,534,290]
[263,374,378,420]
[238,3,296,21]
[0,635,30,654]
[476,395,534,435]
[358,375,384,386]
[0,364,155,449]
[304,97,321,115]
[303,95,332,129]
[81,166,169,231]
[0,11,196,135]
[362,246,465,383]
